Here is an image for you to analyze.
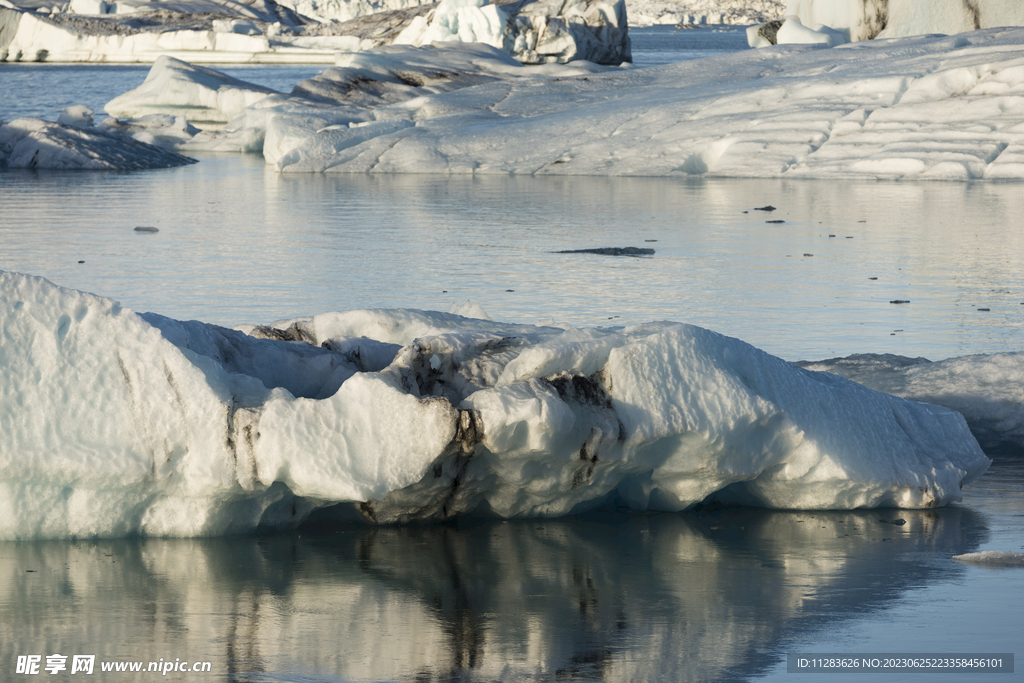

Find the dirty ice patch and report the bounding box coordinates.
[0,117,197,170]
[0,272,990,539]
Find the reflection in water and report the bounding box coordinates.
[0,507,987,682]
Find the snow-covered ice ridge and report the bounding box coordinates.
[100,29,1024,180]
[0,271,991,539]
[0,0,629,64]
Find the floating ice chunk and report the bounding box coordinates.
[250,29,1024,179]
[797,353,1024,456]
[952,551,1024,567]
[776,15,847,47]
[394,0,508,50]
[56,104,95,127]
[105,55,278,125]
[0,117,197,169]
[0,272,993,538]
[448,299,492,320]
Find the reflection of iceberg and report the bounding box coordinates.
[0,507,989,681]
[0,271,990,539]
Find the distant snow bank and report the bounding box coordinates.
[0,271,991,539]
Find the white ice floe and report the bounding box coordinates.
[0,116,197,169]
[146,28,1024,180]
[797,353,1024,456]
[952,551,1024,567]
[105,56,279,124]
[773,15,847,46]
[394,0,509,51]
[0,271,991,539]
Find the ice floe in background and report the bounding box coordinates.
[85,28,1024,180]
[0,0,630,64]
[798,354,1024,457]
[0,271,993,539]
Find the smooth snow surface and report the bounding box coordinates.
[952,551,1024,567]
[0,271,990,539]
[108,29,1024,179]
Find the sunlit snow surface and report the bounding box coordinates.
[0,271,991,539]
[96,28,1024,179]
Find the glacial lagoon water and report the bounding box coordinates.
[2,27,1023,682]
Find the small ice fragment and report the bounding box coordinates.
[952,551,1024,567]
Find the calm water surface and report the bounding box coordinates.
[2,158,1023,361]
[1,31,1023,683]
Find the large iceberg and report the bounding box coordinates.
[0,271,990,539]
[124,28,1024,180]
